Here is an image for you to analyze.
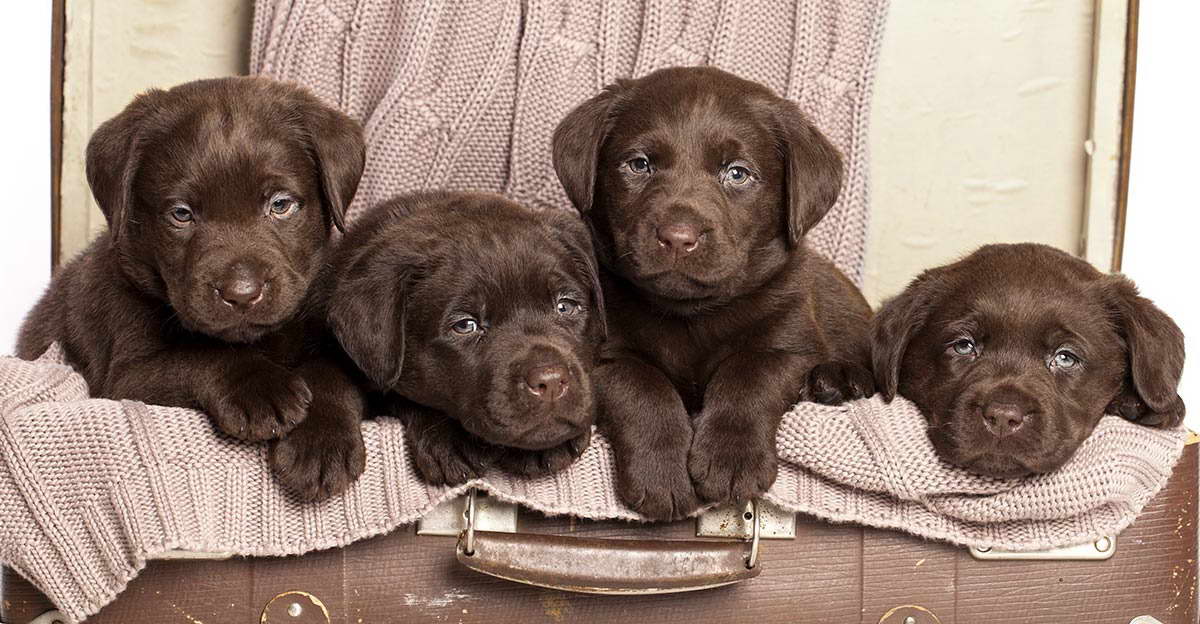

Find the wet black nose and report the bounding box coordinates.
[656,223,701,253]
[216,267,265,310]
[524,365,569,401]
[982,402,1028,437]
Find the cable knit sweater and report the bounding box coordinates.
[0,1,1188,622]
[251,0,881,281]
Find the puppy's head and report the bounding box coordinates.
[872,243,1185,478]
[86,77,365,342]
[552,66,842,311]
[328,192,604,450]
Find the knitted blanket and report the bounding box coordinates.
[0,347,1186,623]
[250,0,882,282]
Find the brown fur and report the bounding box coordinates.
[326,192,605,486]
[872,243,1186,478]
[16,77,368,501]
[552,66,874,520]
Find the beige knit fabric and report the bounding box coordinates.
[0,346,1186,623]
[250,0,883,282]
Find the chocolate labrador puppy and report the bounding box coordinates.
[326,192,604,485]
[552,66,874,519]
[17,77,368,501]
[872,243,1186,478]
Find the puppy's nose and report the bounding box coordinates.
[982,402,1028,437]
[656,223,701,253]
[216,267,265,310]
[524,365,569,401]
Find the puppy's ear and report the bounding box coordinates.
[300,97,365,233]
[551,83,626,213]
[327,251,411,390]
[871,272,943,401]
[1101,276,1186,427]
[86,90,162,243]
[547,210,607,339]
[770,99,844,246]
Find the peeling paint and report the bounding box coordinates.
[167,601,205,624]
[403,589,473,608]
[541,593,570,622]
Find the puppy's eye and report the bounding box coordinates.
[1051,350,1080,369]
[951,338,977,357]
[556,297,581,316]
[451,318,481,335]
[268,194,301,219]
[723,165,753,186]
[168,204,194,226]
[627,157,651,174]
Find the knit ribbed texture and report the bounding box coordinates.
[249,0,885,282]
[1,346,1186,623]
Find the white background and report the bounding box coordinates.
[0,4,52,355]
[1121,2,1200,430]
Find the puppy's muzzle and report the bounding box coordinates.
[975,386,1040,439]
[213,262,267,311]
[656,222,703,255]
[524,364,570,402]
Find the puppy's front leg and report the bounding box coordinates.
[270,357,367,501]
[395,402,496,486]
[690,352,810,504]
[108,347,311,442]
[598,357,700,521]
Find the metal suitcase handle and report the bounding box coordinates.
[454,490,762,594]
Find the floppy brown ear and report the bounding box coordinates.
[300,98,365,233]
[1102,275,1186,426]
[547,210,607,339]
[551,83,626,213]
[86,90,163,243]
[327,251,411,391]
[871,272,944,401]
[770,99,844,247]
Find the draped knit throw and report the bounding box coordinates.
[0,1,1188,622]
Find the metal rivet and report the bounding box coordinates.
[1095,536,1112,553]
[288,602,303,617]
[976,546,991,553]
[904,617,917,624]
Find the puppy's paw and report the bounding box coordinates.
[1108,391,1186,428]
[270,417,366,502]
[408,425,494,487]
[207,361,311,442]
[804,361,875,405]
[496,429,591,478]
[689,422,778,504]
[616,449,700,522]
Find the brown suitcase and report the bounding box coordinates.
[4,439,1195,624]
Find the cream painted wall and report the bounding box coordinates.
[58,1,1096,307]
[59,0,252,262]
[863,0,1095,306]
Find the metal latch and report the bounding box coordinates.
[417,491,518,536]
[969,535,1115,560]
[696,499,796,539]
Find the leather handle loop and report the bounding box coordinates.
[456,489,761,594]
[456,530,761,594]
